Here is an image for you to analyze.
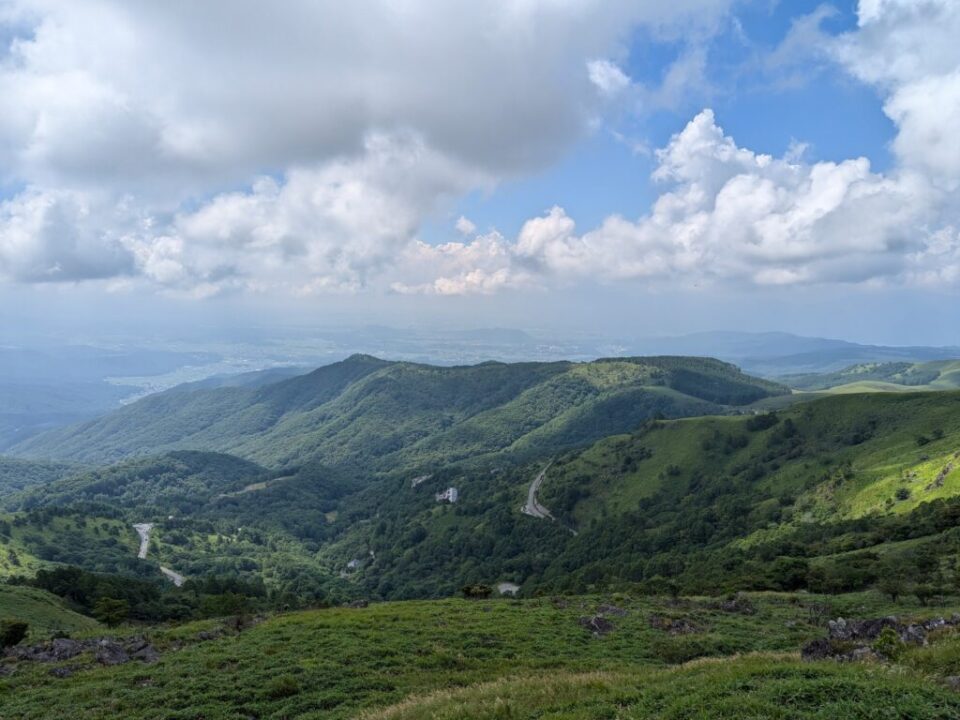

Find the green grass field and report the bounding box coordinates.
[3,591,960,719]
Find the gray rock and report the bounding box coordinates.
[95,640,130,666]
[578,615,615,636]
[649,614,702,635]
[127,638,160,664]
[49,666,74,678]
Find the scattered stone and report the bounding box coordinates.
[344,599,369,609]
[196,630,221,641]
[49,666,74,678]
[127,638,160,664]
[944,676,960,692]
[597,603,627,617]
[578,615,615,636]
[801,638,835,661]
[4,637,86,663]
[717,595,756,615]
[804,615,960,663]
[648,614,702,635]
[95,640,130,666]
[0,664,14,677]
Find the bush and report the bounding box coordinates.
[461,584,492,599]
[872,627,905,660]
[265,675,300,699]
[93,597,130,626]
[0,619,29,648]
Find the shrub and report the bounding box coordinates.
[872,627,905,660]
[0,619,29,648]
[461,584,492,599]
[265,675,300,699]
[93,597,130,626]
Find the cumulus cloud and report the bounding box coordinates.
[419,110,948,292]
[126,132,488,295]
[587,59,632,97]
[834,0,960,184]
[1,0,958,296]
[0,0,734,287]
[0,189,136,282]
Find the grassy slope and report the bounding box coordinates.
[10,355,787,469]
[782,359,960,393]
[545,391,960,528]
[2,592,960,719]
[0,512,139,578]
[0,585,100,638]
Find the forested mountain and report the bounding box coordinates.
[6,380,959,604]
[0,456,74,496]
[10,354,787,467]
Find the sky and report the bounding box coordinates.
[0,0,958,346]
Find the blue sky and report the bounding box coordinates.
[0,1,957,345]
[428,0,894,241]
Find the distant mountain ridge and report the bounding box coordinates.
[10,354,788,468]
[630,331,960,375]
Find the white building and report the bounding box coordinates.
[435,487,459,503]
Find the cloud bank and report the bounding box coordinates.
[0,0,958,296]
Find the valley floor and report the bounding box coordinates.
[3,591,960,719]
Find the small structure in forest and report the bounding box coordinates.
[435,487,459,503]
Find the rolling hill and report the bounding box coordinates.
[782,359,960,393]
[10,354,788,469]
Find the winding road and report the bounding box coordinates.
[132,522,185,587]
[521,461,578,535]
[521,462,554,519]
[133,523,153,559]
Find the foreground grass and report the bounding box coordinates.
[364,658,960,720]
[3,592,960,719]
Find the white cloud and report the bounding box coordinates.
[0,0,735,287]
[399,110,950,292]
[124,132,488,295]
[455,216,477,236]
[834,0,960,185]
[0,188,136,282]
[587,59,631,97]
[1,0,957,297]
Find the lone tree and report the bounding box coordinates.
[93,597,130,627]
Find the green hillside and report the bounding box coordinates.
[320,391,960,598]
[782,359,960,393]
[13,451,270,516]
[0,510,141,577]
[10,355,788,468]
[3,592,960,719]
[0,456,73,498]
[9,388,960,604]
[0,584,100,637]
